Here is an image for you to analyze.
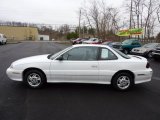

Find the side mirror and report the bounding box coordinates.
[57,55,63,61]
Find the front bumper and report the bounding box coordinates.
[6,68,23,81]
[134,68,153,84]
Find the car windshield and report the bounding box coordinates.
[157,44,160,47]
[88,38,97,41]
[48,46,72,59]
[113,48,130,59]
[112,42,121,45]
[143,43,158,48]
[122,39,133,44]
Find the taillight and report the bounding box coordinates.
[146,62,150,68]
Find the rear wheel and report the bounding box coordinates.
[112,72,134,91]
[24,70,46,88]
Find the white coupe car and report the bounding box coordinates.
[6,44,152,91]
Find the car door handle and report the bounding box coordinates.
[91,65,98,68]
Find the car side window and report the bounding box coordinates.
[132,41,139,45]
[100,48,117,60]
[62,47,98,61]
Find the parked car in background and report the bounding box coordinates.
[78,38,90,44]
[82,38,102,44]
[131,43,160,58]
[71,38,82,45]
[6,44,152,91]
[152,44,160,60]
[121,39,141,54]
[110,42,123,52]
[0,33,7,45]
[103,41,123,52]
[102,41,113,47]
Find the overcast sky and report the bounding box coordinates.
[0,0,123,25]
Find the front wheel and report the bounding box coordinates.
[112,73,134,91]
[24,70,46,88]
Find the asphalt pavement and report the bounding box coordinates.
[0,42,160,120]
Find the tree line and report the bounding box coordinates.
[78,0,160,41]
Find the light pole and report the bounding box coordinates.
[78,9,81,38]
[129,0,133,39]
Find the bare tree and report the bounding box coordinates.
[125,0,160,40]
[80,0,120,39]
[157,4,160,23]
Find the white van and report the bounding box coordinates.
[0,33,7,45]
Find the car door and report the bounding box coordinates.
[98,48,118,83]
[50,46,99,83]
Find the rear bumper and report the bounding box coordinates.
[134,68,153,84]
[6,68,23,81]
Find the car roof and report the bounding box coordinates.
[72,44,108,48]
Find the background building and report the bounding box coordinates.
[38,35,50,41]
[0,26,38,41]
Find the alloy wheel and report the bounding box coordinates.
[117,76,130,90]
[27,73,41,87]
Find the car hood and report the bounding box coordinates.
[132,47,151,53]
[12,54,50,66]
[128,55,147,62]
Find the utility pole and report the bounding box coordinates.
[83,21,85,38]
[129,0,133,39]
[130,0,133,29]
[78,9,81,38]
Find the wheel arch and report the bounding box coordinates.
[22,67,47,81]
[111,70,135,84]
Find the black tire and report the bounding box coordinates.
[153,56,160,61]
[112,72,134,91]
[23,69,46,88]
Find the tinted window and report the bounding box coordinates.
[62,47,98,61]
[122,39,132,44]
[132,41,139,45]
[100,48,117,60]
